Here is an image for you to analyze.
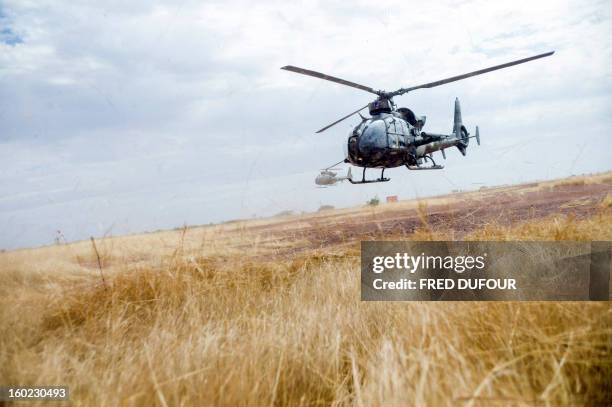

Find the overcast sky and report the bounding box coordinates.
[1,0,611,249]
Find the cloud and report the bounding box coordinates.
[0,5,23,45]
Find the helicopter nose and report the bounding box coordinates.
[358,120,387,154]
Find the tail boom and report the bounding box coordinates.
[414,98,479,160]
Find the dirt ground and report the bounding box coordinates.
[228,173,612,256]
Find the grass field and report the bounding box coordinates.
[1,173,611,405]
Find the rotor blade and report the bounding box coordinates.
[323,160,345,170]
[316,103,370,133]
[391,51,555,96]
[281,65,379,95]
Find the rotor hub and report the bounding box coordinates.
[368,97,393,115]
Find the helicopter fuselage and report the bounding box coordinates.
[343,99,475,174]
[346,112,411,168]
[315,170,340,185]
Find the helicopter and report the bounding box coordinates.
[315,167,352,187]
[282,51,554,184]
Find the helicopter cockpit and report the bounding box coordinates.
[345,112,413,168]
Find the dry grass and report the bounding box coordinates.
[1,175,611,406]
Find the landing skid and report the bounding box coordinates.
[348,168,390,184]
[407,165,444,170]
[406,155,444,170]
[349,178,390,184]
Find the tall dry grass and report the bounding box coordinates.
[1,192,611,405]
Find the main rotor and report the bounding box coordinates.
[281,51,554,133]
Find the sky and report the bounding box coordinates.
[1,0,611,250]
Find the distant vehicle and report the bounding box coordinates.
[315,168,352,187]
[386,196,398,203]
[282,51,554,184]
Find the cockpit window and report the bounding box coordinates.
[352,120,367,136]
[385,118,399,148]
[360,120,387,149]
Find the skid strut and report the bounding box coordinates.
[407,155,444,170]
[348,167,390,184]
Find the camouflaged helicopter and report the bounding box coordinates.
[282,51,554,184]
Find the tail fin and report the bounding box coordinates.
[453,97,469,156]
[453,97,462,136]
[340,167,352,182]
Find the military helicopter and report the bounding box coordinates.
[282,51,554,184]
[315,167,352,187]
